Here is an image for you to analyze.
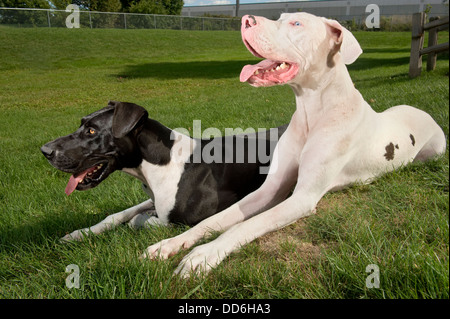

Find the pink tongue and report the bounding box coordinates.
[240,59,276,82]
[65,168,93,196]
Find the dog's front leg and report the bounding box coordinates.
[61,198,155,242]
[174,140,351,277]
[141,129,301,260]
[174,190,319,277]
[140,175,296,260]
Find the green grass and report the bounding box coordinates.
[0,26,448,299]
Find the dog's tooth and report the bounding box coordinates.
[254,70,259,75]
[276,66,281,71]
[280,63,287,69]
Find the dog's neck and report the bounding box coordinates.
[136,118,175,165]
[121,118,195,185]
[120,119,173,182]
[289,59,363,133]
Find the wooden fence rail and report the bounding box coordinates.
[409,12,449,78]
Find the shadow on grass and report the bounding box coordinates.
[115,60,258,80]
[0,203,130,252]
[352,72,412,90]
[348,56,411,71]
[349,48,449,71]
[116,49,448,81]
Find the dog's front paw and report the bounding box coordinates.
[141,235,194,260]
[174,242,228,278]
[60,228,88,243]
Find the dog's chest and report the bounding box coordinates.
[140,160,183,219]
[139,132,196,221]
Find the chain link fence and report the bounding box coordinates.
[2,7,447,32]
[0,7,241,31]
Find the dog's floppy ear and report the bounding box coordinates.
[321,18,362,65]
[111,101,148,138]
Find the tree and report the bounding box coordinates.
[0,0,50,8]
[128,0,183,15]
[161,0,183,15]
[51,0,73,10]
[119,0,134,11]
[62,0,122,12]
[0,0,50,26]
[128,0,165,15]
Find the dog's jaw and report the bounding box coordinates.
[240,59,299,86]
[65,161,111,195]
[240,16,300,87]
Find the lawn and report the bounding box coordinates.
[0,26,448,299]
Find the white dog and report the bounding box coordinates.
[142,13,446,277]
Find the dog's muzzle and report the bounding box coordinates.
[41,145,54,159]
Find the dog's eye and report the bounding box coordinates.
[88,128,96,135]
[293,21,302,27]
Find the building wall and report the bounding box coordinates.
[182,0,449,20]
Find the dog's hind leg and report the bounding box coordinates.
[60,199,155,242]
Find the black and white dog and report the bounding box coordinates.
[41,101,286,241]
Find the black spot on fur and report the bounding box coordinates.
[410,134,416,146]
[384,143,395,161]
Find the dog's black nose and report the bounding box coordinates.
[41,145,54,159]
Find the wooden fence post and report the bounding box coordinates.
[426,17,439,71]
[409,12,425,78]
[409,14,449,78]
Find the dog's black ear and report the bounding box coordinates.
[112,102,148,138]
[108,100,119,108]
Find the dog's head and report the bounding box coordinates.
[240,12,362,87]
[41,101,148,195]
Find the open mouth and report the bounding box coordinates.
[240,39,299,86]
[65,162,109,195]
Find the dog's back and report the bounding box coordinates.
[169,125,288,225]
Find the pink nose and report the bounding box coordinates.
[242,15,258,29]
